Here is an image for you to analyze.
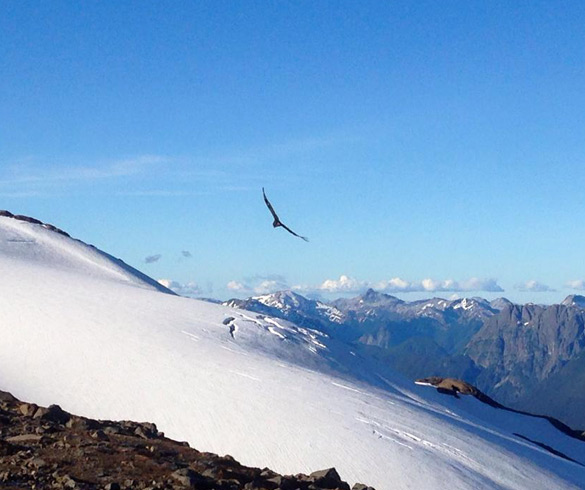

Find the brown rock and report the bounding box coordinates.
[309,468,349,490]
[6,434,43,444]
[19,403,38,417]
[352,484,376,490]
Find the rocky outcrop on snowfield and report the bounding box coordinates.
[0,389,369,490]
[0,210,70,237]
[416,377,585,444]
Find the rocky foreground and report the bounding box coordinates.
[0,390,373,490]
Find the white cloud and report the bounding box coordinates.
[227,276,290,295]
[254,280,288,294]
[318,275,367,294]
[375,277,412,291]
[296,275,504,296]
[227,275,290,296]
[226,274,505,298]
[227,280,251,294]
[567,279,585,291]
[460,278,504,292]
[515,280,555,292]
[421,278,444,291]
[157,279,202,297]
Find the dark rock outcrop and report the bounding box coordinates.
[415,377,585,442]
[0,211,70,237]
[0,389,369,490]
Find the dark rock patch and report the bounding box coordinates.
[0,389,370,489]
[416,376,585,442]
[0,211,71,237]
[13,215,43,225]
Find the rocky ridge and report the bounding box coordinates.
[0,210,70,237]
[0,390,372,490]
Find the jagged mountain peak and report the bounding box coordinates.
[561,294,585,308]
[490,297,514,311]
[359,288,402,304]
[450,297,495,314]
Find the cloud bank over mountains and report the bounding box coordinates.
[227,275,290,295]
[225,274,505,297]
[567,279,585,290]
[157,279,202,297]
[156,274,585,301]
[516,280,556,292]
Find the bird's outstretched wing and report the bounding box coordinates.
[262,187,309,241]
[262,187,280,223]
[280,222,309,242]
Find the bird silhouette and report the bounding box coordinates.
[262,188,308,242]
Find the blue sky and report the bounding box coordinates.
[2,1,585,303]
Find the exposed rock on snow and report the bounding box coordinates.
[1,210,71,237]
[415,377,481,397]
[416,377,585,455]
[0,389,362,489]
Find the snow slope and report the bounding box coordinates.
[1,215,584,489]
[0,215,173,294]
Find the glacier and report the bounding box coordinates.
[0,214,584,490]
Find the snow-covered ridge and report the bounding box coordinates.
[252,290,345,324]
[0,212,173,294]
[1,215,585,489]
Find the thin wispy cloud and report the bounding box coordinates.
[516,280,556,292]
[1,155,167,186]
[195,132,359,169]
[144,254,162,264]
[2,129,356,199]
[116,190,196,197]
[0,191,44,198]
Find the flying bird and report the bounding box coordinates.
[262,188,309,242]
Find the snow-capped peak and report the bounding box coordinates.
[253,290,306,310]
[453,297,475,311]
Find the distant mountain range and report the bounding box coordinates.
[225,290,585,428]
